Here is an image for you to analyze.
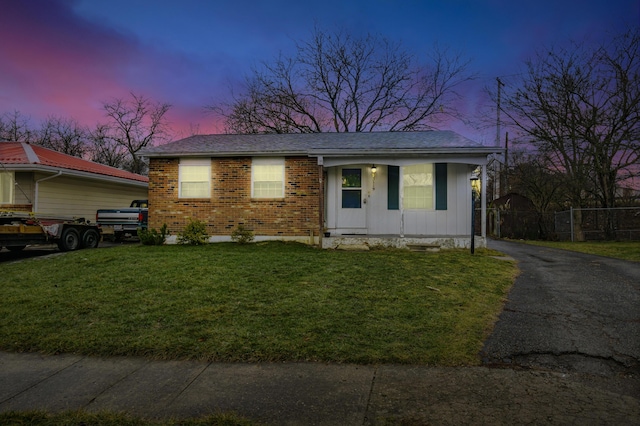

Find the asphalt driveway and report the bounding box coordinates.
[482,239,640,397]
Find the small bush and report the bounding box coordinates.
[231,225,254,244]
[138,224,169,245]
[178,218,209,245]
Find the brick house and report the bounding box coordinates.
[142,131,501,248]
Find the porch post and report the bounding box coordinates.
[317,156,324,245]
[481,164,487,239]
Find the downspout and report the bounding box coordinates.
[34,171,63,213]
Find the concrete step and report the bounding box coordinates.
[406,243,440,252]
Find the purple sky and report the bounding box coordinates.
[1,0,638,144]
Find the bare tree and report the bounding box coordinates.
[209,27,472,133]
[506,149,574,238]
[37,116,88,157]
[499,28,640,236]
[0,110,33,142]
[99,93,171,174]
[89,123,127,168]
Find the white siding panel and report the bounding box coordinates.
[325,168,338,229]
[435,210,449,234]
[454,164,472,235]
[14,172,34,205]
[36,175,147,218]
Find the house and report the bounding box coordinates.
[0,141,148,219]
[489,193,541,240]
[142,131,501,249]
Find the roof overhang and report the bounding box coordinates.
[143,146,504,160]
[142,150,309,158]
[309,147,504,157]
[6,164,149,188]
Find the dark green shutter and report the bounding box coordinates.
[387,165,399,210]
[435,163,447,210]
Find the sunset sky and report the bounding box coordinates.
[1,0,638,144]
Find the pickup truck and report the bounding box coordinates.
[96,200,148,241]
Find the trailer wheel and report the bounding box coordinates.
[58,228,80,251]
[82,229,100,249]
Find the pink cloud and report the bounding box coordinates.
[0,0,220,139]
[0,1,136,119]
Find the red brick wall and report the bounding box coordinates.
[148,157,321,238]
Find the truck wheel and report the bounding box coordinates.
[82,229,100,249]
[58,228,80,251]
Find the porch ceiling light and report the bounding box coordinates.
[371,164,377,190]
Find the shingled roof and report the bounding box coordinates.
[141,131,501,158]
[0,142,148,184]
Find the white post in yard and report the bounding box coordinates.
[481,164,487,239]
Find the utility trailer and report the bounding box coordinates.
[0,213,101,252]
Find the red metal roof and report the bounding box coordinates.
[0,142,148,183]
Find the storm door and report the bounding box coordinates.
[337,167,367,230]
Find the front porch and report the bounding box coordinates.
[321,234,485,250]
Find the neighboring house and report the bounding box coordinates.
[489,193,541,240]
[0,141,148,219]
[142,131,501,249]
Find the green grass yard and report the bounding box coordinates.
[523,240,640,262]
[0,242,517,365]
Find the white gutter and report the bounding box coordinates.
[8,164,149,188]
[34,171,62,213]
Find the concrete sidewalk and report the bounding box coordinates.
[1,351,638,425]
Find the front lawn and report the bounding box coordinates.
[0,242,517,365]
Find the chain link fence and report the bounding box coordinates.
[554,207,640,241]
[485,207,640,241]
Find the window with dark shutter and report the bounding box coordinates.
[435,163,447,210]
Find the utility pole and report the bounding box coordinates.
[504,132,509,195]
[496,77,504,146]
[496,77,505,198]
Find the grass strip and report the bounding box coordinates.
[0,411,256,426]
[522,240,640,262]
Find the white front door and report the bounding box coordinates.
[337,167,367,231]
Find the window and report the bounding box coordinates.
[179,159,211,198]
[252,158,284,198]
[0,171,14,204]
[403,164,434,210]
[342,168,362,208]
